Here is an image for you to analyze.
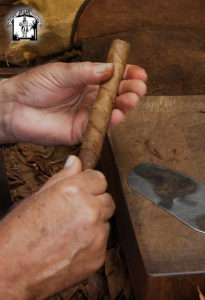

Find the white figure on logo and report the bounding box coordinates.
[19,16,29,38]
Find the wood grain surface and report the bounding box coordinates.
[1,1,205,298]
[74,0,205,42]
[82,29,205,96]
[101,95,205,299]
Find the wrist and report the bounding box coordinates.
[0,79,16,143]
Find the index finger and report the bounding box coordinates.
[71,169,108,196]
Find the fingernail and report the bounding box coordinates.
[138,81,147,97]
[94,63,113,74]
[64,155,76,168]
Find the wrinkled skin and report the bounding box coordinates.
[0,157,115,299]
[0,62,147,144]
[0,62,147,299]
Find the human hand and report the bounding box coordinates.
[0,62,147,145]
[0,155,115,299]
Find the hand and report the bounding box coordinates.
[0,156,115,299]
[0,62,147,145]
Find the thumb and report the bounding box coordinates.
[64,155,82,176]
[39,156,82,192]
[61,62,114,87]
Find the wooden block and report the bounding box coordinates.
[101,96,205,300]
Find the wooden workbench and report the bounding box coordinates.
[101,95,205,300]
[1,0,205,298]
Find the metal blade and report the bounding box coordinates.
[127,163,205,233]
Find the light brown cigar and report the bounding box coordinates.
[79,39,130,170]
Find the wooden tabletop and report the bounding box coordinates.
[108,95,205,276]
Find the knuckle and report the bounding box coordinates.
[63,180,82,196]
[84,169,107,185]
[87,206,99,224]
[94,170,106,181]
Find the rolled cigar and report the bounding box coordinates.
[79,39,130,170]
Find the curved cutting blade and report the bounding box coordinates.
[127,163,205,233]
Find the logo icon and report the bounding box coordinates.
[8,9,42,41]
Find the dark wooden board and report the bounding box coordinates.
[101,96,205,299]
[75,0,205,42]
[82,28,205,95]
